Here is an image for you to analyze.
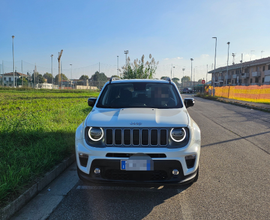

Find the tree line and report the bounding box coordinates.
[14,54,203,86]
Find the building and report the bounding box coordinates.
[208,57,270,86]
[1,72,28,86]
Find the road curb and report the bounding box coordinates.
[216,98,270,112]
[195,95,270,112]
[0,154,75,220]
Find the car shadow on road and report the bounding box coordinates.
[48,181,192,220]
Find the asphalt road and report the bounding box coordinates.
[12,95,270,220]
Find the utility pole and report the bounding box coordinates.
[12,35,15,87]
[171,65,175,78]
[2,61,4,86]
[51,54,53,85]
[58,50,63,88]
[190,58,193,87]
[99,62,100,73]
[117,56,119,77]
[21,60,23,87]
[70,64,72,89]
[206,64,208,82]
[182,68,185,87]
[124,50,129,68]
[226,42,230,86]
[34,64,37,88]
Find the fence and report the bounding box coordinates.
[208,85,270,103]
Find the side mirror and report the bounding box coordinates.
[184,98,195,108]
[88,98,97,107]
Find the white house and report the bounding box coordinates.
[1,72,28,86]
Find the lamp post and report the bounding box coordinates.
[226,42,230,86]
[117,55,119,77]
[124,50,129,68]
[182,68,185,87]
[212,37,217,91]
[70,64,72,89]
[190,58,193,88]
[51,54,53,85]
[12,35,15,87]
[171,65,175,78]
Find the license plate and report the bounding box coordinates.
[120,159,153,171]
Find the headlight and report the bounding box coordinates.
[170,128,186,142]
[88,127,104,141]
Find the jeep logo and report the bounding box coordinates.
[130,122,142,126]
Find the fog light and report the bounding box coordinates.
[94,168,101,174]
[185,155,196,169]
[172,169,179,175]
[79,153,88,167]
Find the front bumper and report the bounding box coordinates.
[76,143,200,184]
[77,159,198,184]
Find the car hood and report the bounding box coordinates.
[86,108,189,128]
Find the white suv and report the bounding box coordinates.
[75,78,201,184]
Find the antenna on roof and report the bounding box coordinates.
[162,77,171,83]
[109,76,120,83]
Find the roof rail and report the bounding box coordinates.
[109,76,120,83]
[162,77,171,83]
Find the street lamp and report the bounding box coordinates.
[124,50,129,68]
[212,37,217,90]
[226,42,230,86]
[117,55,119,77]
[70,64,72,89]
[190,58,193,87]
[171,65,175,78]
[51,54,53,85]
[12,35,15,87]
[182,68,185,87]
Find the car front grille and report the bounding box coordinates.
[104,128,169,147]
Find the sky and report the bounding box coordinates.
[1,0,270,81]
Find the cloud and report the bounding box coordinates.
[177,57,183,60]
[164,58,169,60]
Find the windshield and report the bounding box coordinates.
[96,82,183,108]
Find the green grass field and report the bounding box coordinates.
[0,88,99,207]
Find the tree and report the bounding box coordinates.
[198,79,203,83]
[54,73,68,85]
[181,76,191,83]
[43,72,53,83]
[17,77,29,86]
[32,72,45,84]
[122,54,159,79]
[91,71,108,82]
[172,77,179,83]
[79,75,89,81]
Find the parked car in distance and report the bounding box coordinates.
[182,88,193,94]
[75,77,201,185]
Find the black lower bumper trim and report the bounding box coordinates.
[77,159,197,184]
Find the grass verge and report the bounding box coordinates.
[0,88,99,207]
